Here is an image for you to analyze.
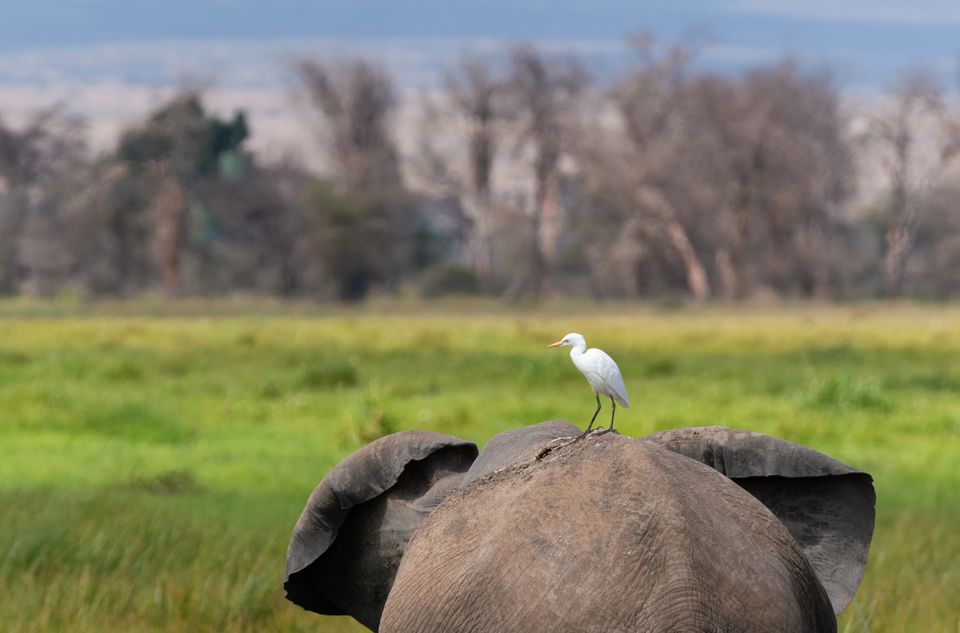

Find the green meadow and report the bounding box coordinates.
[1,302,958,632]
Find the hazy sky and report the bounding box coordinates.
[0,1,956,156]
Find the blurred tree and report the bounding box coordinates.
[296,58,419,300]
[610,36,711,301]
[117,92,248,179]
[442,56,503,278]
[506,45,587,298]
[444,57,504,278]
[709,61,854,298]
[188,161,318,297]
[295,59,402,192]
[410,55,507,289]
[909,180,960,297]
[866,71,960,297]
[306,182,414,301]
[6,37,960,303]
[576,40,854,301]
[0,107,85,294]
[41,162,130,296]
[113,91,250,297]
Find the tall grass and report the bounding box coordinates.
[1,303,958,631]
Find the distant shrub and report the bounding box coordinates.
[235,330,258,347]
[157,354,191,376]
[258,378,284,399]
[885,371,960,393]
[341,388,398,445]
[354,408,397,444]
[79,401,193,444]
[101,359,146,382]
[800,342,858,362]
[419,264,480,298]
[295,360,358,390]
[640,357,677,377]
[802,376,892,411]
[129,469,200,495]
[0,348,30,366]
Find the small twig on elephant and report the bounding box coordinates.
[535,436,579,459]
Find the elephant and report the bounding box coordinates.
[284,421,875,633]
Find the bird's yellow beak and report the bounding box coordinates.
[546,340,564,349]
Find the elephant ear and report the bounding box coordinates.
[462,420,581,485]
[643,426,875,615]
[284,431,478,631]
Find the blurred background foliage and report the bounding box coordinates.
[2,37,960,304]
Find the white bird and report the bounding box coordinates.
[547,332,630,435]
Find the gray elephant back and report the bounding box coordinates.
[380,433,836,633]
[284,430,478,631]
[643,426,875,615]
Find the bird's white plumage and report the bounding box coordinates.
[557,333,630,407]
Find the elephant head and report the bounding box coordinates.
[283,430,478,631]
[285,422,874,632]
[462,419,581,485]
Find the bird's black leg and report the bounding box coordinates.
[580,394,602,437]
[608,397,616,432]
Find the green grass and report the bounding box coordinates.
[0,302,958,632]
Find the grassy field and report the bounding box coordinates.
[1,301,958,632]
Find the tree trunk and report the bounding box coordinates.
[529,211,545,300]
[665,220,710,302]
[0,192,29,295]
[715,249,738,301]
[462,196,493,279]
[884,221,911,297]
[805,223,832,299]
[539,170,562,265]
[883,178,912,298]
[0,233,22,295]
[634,186,710,302]
[528,171,550,300]
[149,166,186,299]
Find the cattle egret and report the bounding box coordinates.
[547,333,630,435]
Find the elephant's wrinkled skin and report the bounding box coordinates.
[285,422,875,632]
[381,432,835,633]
